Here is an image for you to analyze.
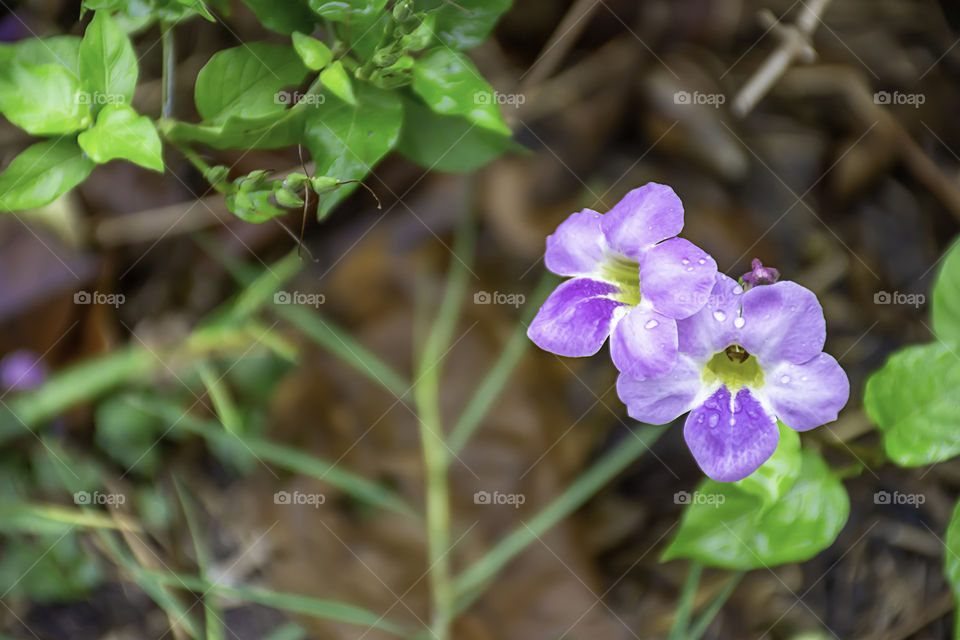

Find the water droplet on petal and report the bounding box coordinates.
[698,258,706,265]
[732,285,743,295]
[681,258,690,265]
[780,375,790,384]
[708,414,719,428]
[713,311,727,322]
[733,317,745,328]
[728,417,736,426]
[801,375,808,382]
[644,319,659,330]
[685,266,694,272]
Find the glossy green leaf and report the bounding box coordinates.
[160,108,307,150]
[240,0,315,34]
[0,62,91,135]
[421,0,512,50]
[933,238,960,344]
[195,43,309,123]
[303,83,403,218]
[397,94,515,172]
[78,103,164,172]
[412,48,509,135]
[319,60,356,106]
[292,32,333,70]
[79,11,138,115]
[309,0,385,23]
[663,450,849,569]
[734,421,802,505]
[11,35,82,77]
[0,138,95,213]
[865,342,960,466]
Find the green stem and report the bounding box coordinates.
[668,561,702,640]
[415,208,475,640]
[687,571,744,640]
[161,22,175,119]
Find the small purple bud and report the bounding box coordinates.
[0,350,49,391]
[741,259,780,289]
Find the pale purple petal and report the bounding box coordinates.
[528,278,625,357]
[609,305,678,379]
[677,273,745,359]
[738,281,826,365]
[600,183,684,261]
[640,237,717,319]
[616,356,703,424]
[760,353,849,431]
[544,209,608,277]
[683,386,779,482]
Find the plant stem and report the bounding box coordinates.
[161,21,175,119]
[668,561,702,640]
[687,571,744,640]
[414,207,475,640]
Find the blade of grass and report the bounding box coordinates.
[132,395,419,520]
[668,561,702,640]
[0,502,140,534]
[194,234,411,398]
[687,571,744,640]
[415,207,476,640]
[453,426,664,608]
[143,570,409,637]
[258,622,308,640]
[174,478,226,640]
[196,361,243,435]
[448,273,557,454]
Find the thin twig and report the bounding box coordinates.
[732,0,832,117]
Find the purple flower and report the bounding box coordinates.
[741,258,779,288]
[0,349,48,391]
[527,183,718,378]
[616,272,849,481]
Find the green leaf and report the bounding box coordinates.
[303,82,403,218]
[319,60,356,106]
[397,93,515,172]
[161,109,307,150]
[421,0,512,50]
[865,342,960,466]
[78,103,164,172]
[411,48,509,135]
[79,11,139,115]
[0,138,95,213]
[239,0,315,34]
[734,421,802,505]
[309,0,385,22]
[176,0,215,21]
[195,43,309,123]
[663,450,849,569]
[11,35,83,77]
[933,238,960,344]
[0,62,91,135]
[94,394,163,475]
[292,32,333,70]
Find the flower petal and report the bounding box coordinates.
[760,353,850,431]
[527,278,624,357]
[683,386,779,482]
[640,237,718,319]
[738,281,826,365]
[544,208,608,277]
[600,183,684,261]
[677,273,745,360]
[609,305,679,379]
[616,355,703,424]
